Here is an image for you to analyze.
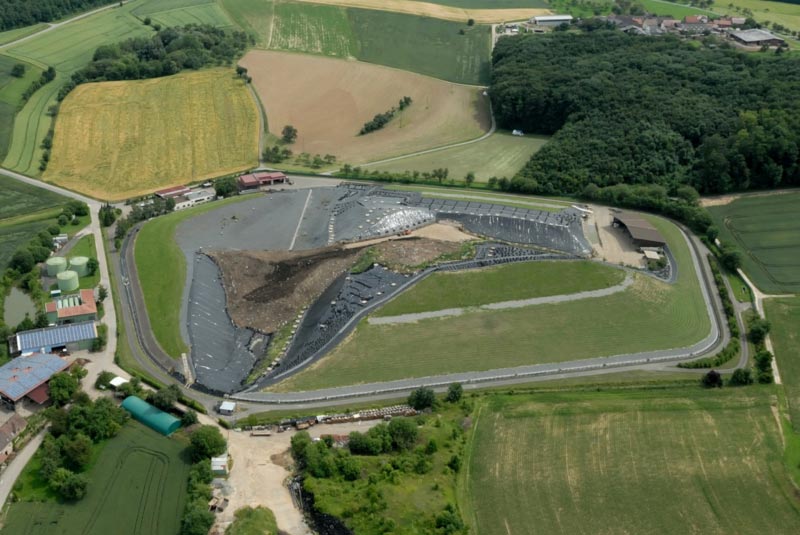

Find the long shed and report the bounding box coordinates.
[121,396,181,436]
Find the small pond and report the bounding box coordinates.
[3,287,37,327]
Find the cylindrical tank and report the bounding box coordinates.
[45,257,67,277]
[69,256,89,277]
[57,270,79,292]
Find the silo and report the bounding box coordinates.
[69,256,89,277]
[45,257,68,277]
[57,270,79,292]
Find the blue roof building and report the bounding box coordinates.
[10,321,96,356]
[0,353,70,404]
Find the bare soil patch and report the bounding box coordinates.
[240,50,490,165]
[374,237,462,266]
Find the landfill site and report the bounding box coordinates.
[172,184,592,394]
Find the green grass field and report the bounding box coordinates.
[0,23,48,46]
[270,1,357,56]
[765,297,800,430]
[709,192,800,294]
[133,0,233,28]
[375,261,625,316]
[370,131,548,182]
[276,216,710,392]
[419,0,549,6]
[220,0,275,45]
[0,54,43,161]
[351,8,490,85]
[135,196,250,357]
[464,388,800,535]
[2,421,191,535]
[637,0,715,18]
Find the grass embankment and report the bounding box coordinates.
[709,192,800,294]
[464,387,800,534]
[3,421,191,535]
[135,196,250,358]
[384,184,574,211]
[45,69,259,200]
[370,131,548,181]
[765,297,800,430]
[375,261,625,316]
[225,506,279,535]
[275,216,710,391]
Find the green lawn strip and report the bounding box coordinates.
[465,386,800,535]
[4,421,191,535]
[349,8,491,85]
[135,197,251,358]
[275,215,709,391]
[764,296,800,431]
[375,261,625,317]
[370,131,548,182]
[708,193,800,294]
[0,24,49,47]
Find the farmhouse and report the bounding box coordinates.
[45,289,97,325]
[0,414,27,461]
[531,15,573,26]
[121,395,180,436]
[731,29,785,47]
[154,185,192,199]
[238,171,288,191]
[0,353,70,406]
[613,212,666,248]
[8,321,96,356]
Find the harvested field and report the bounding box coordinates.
[291,0,550,22]
[465,389,800,535]
[240,50,490,165]
[44,68,259,200]
[211,245,365,333]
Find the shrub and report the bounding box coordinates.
[445,383,463,403]
[190,425,227,461]
[408,387,436,411]
[729,368,753,386]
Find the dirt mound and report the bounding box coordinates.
[374,237,463,268]
[210,246,365,333]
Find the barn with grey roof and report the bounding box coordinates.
[9,321,96,356]
[0,353,70,406]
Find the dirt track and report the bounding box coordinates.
[240,50,490,165]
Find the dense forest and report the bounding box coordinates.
[58,24,251,99]
[490,31,800,195]
[0,0,115,31]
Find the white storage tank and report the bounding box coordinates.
[69,256,89,277]
[45,256,68,277]
[57,270,79,292]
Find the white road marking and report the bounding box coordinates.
[289,190,312,250]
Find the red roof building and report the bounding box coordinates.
[45,289,97,324]
[154,185,192,199]
[238,171,287,190]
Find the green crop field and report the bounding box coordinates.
[220,0,275,45]
[133,0,233,28]
[0,23,48,47]
[351,8,490,85]
[135,196,250,358]
[275,215,710,391]
[371,132,548,182]
[375,261,625,316]
[2,421,191,535]
[765,297,800,430]
[463,388,800,535]
[0,55,43,161]
[709,192,800,294]
[270,1,357,56]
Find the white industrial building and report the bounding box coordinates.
[531,15,573,26]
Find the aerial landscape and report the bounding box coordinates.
[0,0,799,534]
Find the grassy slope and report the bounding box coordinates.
[370,131,548,182]
[350,8,491,85]
[464,387,800,535]
[275,215,710,391]
[709,192,800,294]
[765,297,800,430]
[637,0,715,18]
[384,185,574,211]
[44,69,258,200]
[0,55,43,161]
[135,196,250,358]
[226,506,279,535]
[375,260,625,316]
[3,421,190,535]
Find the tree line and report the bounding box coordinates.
[359,96,413,135]
[490,31,800,197]
[0,0,116,31]
[57,24,252,101]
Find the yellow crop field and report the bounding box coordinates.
[45,69,259,200]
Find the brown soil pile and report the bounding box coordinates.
[210,246,365,333]
[374,237,463,267]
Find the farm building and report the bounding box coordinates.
[173,188,216,211]
[0,414,27,461]
[211,455,228,475]
[731,29,785,47]
[45,289,97,325]
[238,171,288,191]
[218,401,236,415]
[8,321,96,356]
[154,185,192,199]
[531,15,573,26]
[121,396,181,436]
[0,353,70,406]
[613,212,666,248]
